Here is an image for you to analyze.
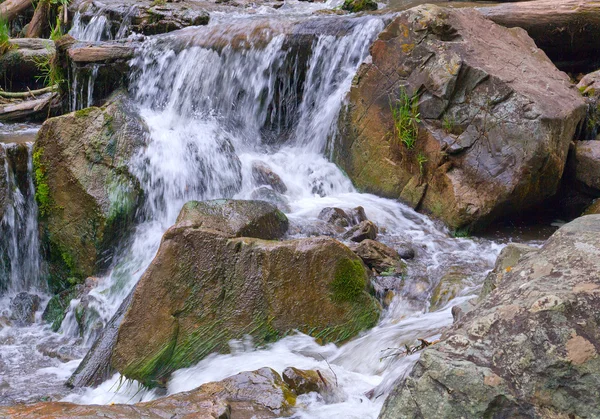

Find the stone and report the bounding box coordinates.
[0,368,295,418]
[318,207,352,228]
[282,367,334,398]
[251,160,287,194]
[250,186,291,213]
[478,243,538,301]
[109,202,380,387]
[350,239,405,274]
[9,292,41,326]
[572,140,600,193]
[343,220,378,242]
[341,0,377,13]
[336,5,585,230]
[583,198,600,215]
[380,215,600,419]
[33,92,147,292]
[176,199,289,240]
[429,267,470,312]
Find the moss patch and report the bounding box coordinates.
[32,147,51,218]
[331,258,367,303]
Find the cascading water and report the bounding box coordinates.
[57,13,504,418]
[2,7,511,417]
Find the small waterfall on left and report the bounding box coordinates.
[0,141,44,294]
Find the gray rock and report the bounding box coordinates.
[349,239,405,274]
[318,207,352,228]
[10,292,41,326]
[343,220,378,242]
[572,140,600,193]
[250,186,291,213]
[251,161,287,194]
[380,215,600,419]
[176,199,289,240]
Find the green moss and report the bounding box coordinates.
[341,0,377,13]
[33,147,51,218]
[331,257,367,303]
[75,107,97,118]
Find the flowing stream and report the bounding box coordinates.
[0,4,534,417]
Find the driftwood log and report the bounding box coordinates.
[0,92,59,121]
[25,0,51,38]
[67,44,136,64]
[479,0,600,72]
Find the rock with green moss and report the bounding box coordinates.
[110,201,380,387]
[33,92,147,293]
[0,147,8,221]
[341,0,377,13]
[336,5,585,231]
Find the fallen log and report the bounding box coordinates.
[0,92,59,121]
[67,43,136,63]
[478,0,600,72]
[0,0,34,22]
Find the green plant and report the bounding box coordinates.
[49,16,64,41]
[417,152,428,175]
[390,89,420,149]
[442,114,456,133]
[452,227,471,238]
[151,0,166,6]
[32,45,65,89]
[0,16,12,55]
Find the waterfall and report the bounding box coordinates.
[0,142,44,295]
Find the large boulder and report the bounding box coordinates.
[0,367,296,418]
[9,292,41,326]
[336,5,585,230]
[176,199,289,240]
[33,92,147,292]
[379,215,600,418]
[110,201,380,387]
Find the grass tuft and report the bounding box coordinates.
[390,88,420,150]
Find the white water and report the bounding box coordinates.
[2,9,507,418]
[56,13,502,418]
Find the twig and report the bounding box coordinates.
[319,354,338,387]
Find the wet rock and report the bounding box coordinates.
[572,140,600,193]
[36,342,87,362]
[336,4,585,230]
[34,92,147,293]
[282,367,336,401]
[583,198,600,215]
[343,220,378,242]
[9,292,41,326]
[0,147,9,222]
[41,276,97,332]
[348,206,367,224]
[251,160,287,194]
[429,267,468,311]
[109,202,380,387]
[349,239,405,274]
[380,215,600,418]
[250,186,291,213]
[318,207,352,228]
[1,367,296,418]
[176,199,289,240]
[397,244,415,260]
[341,0,377,13]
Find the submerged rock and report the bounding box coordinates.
[380,215,600,418]
[318,207,353,228]
[1,368,296,418]
[251,160,287,194]
[250,186,291,213]
[9,292,41,326]
[109,201,380,387]
[33,92,147,292]
[336,4,585,230]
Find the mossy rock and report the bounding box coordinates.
[33,92,147,293]
[111,212,380,387]
[341,0,377,13]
